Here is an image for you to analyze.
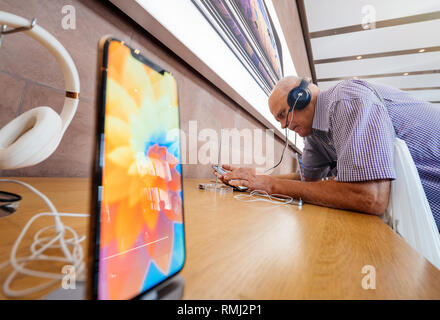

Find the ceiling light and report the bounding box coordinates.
[403,72,409,76]
[356,56,362,60]
[418,49,425,53]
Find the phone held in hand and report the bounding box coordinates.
[212,165,248,192]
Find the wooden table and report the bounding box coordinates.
[1,177,440,300]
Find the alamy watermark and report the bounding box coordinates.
[361,4,376,30]
[61,265,76,289]
[361,265,376,290]
[61,5,76,30]
[168,121,276,172]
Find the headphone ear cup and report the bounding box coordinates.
[287,88,311,110]
[297,88,311,110]
[0,107,62,170]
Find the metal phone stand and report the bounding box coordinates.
[44,275,185,300]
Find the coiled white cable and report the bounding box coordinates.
[234,190,303,206]
[0,179,88,298]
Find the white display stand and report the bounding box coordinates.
[44,275,185,300]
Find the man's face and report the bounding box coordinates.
[269,87,314,137]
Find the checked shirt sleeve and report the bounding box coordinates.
[330,98,396,182]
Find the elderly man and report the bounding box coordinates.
[216,76,440,231]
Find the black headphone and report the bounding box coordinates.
[287,78,312,111]
[0,190,21,217]
[266,78,312,173]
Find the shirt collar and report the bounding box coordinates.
[312,89,330,132]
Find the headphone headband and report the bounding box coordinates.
[297,78,310,91]
[0,11,80,134]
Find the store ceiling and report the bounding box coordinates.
[298,0,440,107]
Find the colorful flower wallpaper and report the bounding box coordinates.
[98,41,185,300]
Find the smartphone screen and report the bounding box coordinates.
[90,38,185,300]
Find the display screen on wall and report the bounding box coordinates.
[109,0,301,151]
[192,0,284,95]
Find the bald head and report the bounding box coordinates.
[272,76,304,95]
[269,76,308,114]
[268,76,303,111]
[268,76,319,137]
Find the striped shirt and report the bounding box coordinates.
[302,79,440,231]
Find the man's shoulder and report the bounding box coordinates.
[327,79,377,103]
[324,79,394,119]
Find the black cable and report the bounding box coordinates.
[0,190,21,216]
[265,96,299,174]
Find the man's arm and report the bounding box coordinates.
[274,172,301,180]
[273,172,318,182]
[271,177,391,216]
[222,167,391,216]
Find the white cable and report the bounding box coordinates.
[234,190,302,206]
[0,179,89,298]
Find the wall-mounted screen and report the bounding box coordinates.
[109,0,302,151]
[192,0,284,95]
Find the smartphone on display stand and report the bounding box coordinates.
[88,36,186,300]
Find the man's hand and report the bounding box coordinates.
[212,164,236,186]
[212,165,390,216]
[213,164,275,193]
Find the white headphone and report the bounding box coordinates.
[0,11,80,170]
